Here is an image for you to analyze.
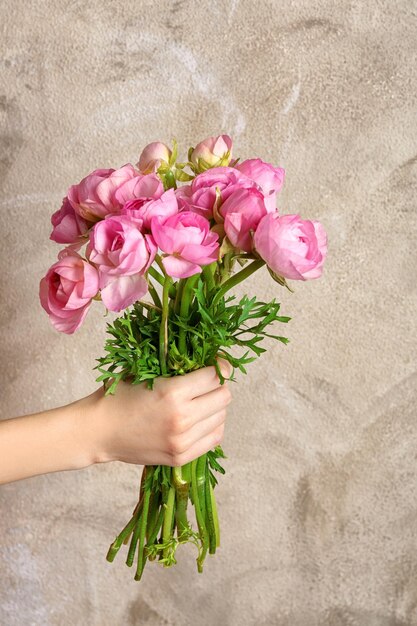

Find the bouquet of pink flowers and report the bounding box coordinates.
[40,135,327,581]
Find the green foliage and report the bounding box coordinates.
[95,277,291,393]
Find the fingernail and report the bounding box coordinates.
[218,359,232,377]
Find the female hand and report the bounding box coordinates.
[90,358,233,467]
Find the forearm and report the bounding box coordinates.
[0,394,99,485]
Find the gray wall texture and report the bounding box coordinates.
[1,1,417,625]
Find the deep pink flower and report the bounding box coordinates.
[50,197,90,244]
[254,213,328,280]
[151,211,219,278]
[235,158,285,212]
[39,249,99,334]
[220,187,268,252]
[183,166,260,219]
[87,215,156,312]
[122,188,178,230]
[67,164,144,222]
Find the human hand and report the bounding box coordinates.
[87,359,233,467]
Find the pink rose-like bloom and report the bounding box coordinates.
[39,249,99,334]
[190,134,233,168]
[114,172,163,207]
[236,158,285,212]
[50,197,90,244]
[254,213,328,280]
[122,187,178,230]
[88,215,156,312]
[151,211,219,278]
[67,164,143,222]
[137,141,172,174]
[175,184,193,212]
[220,187,268,252]
[184,166,260,219]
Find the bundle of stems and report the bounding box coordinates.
[98,254,291,580]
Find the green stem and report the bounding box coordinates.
[148,266,176,299]
[106,500,143,562]
[174,278,186,315]
[204,463,217,554]
[146,490,159,544]
[210,477,220,548]
[173,465,190,540]
[196,454,209,563]
[178,274,200,354]
[126,469,148,567]
[162,482,176,562]
[212,259,265,308]
[148,266,164,287]
[147,279,162,309]
[135,468,154,581]
[159,276,172,375]
[154,254,167,275]
[146,506,165,547]
[202,262,217,296]
[122,470,148,566]
[191,457,209,572]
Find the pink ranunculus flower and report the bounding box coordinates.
[87,214,156,312]
[122,188,178,230]
[219,187,268,252]
[67,164,143,222]
[115,173,163,207]
[185,166,260,219]
[190,134,233,169]
[236,158,285,212]
[137,141,172,174]
[39,249,99,334]
[175,184,193,212]
[254,213,328,280]
[151,211,219,278]
[50,197,90,244]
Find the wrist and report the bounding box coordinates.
[65,389,109,468]
[74,386,120,466]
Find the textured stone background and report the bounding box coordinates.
[1,1,417,624]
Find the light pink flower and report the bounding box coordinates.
[137,141,172,174]
[190,135,233,169]
[122,188,178,230]
[67,164,143,222]
[254,213,328,280]
[220,187,268,252]
[50,197,90,244]
[183,166,260,219]
[151,211,219,278]
[87,215,156,312]
[39,249,99,334]
[236,158,285,212]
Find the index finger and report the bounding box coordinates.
[162,359,232,400]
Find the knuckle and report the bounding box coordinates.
[166,434,185,456]
[162,387,181,406]
[166,411,185,435]
[169,450,187,466]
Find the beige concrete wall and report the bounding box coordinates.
[1,1,416,624]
